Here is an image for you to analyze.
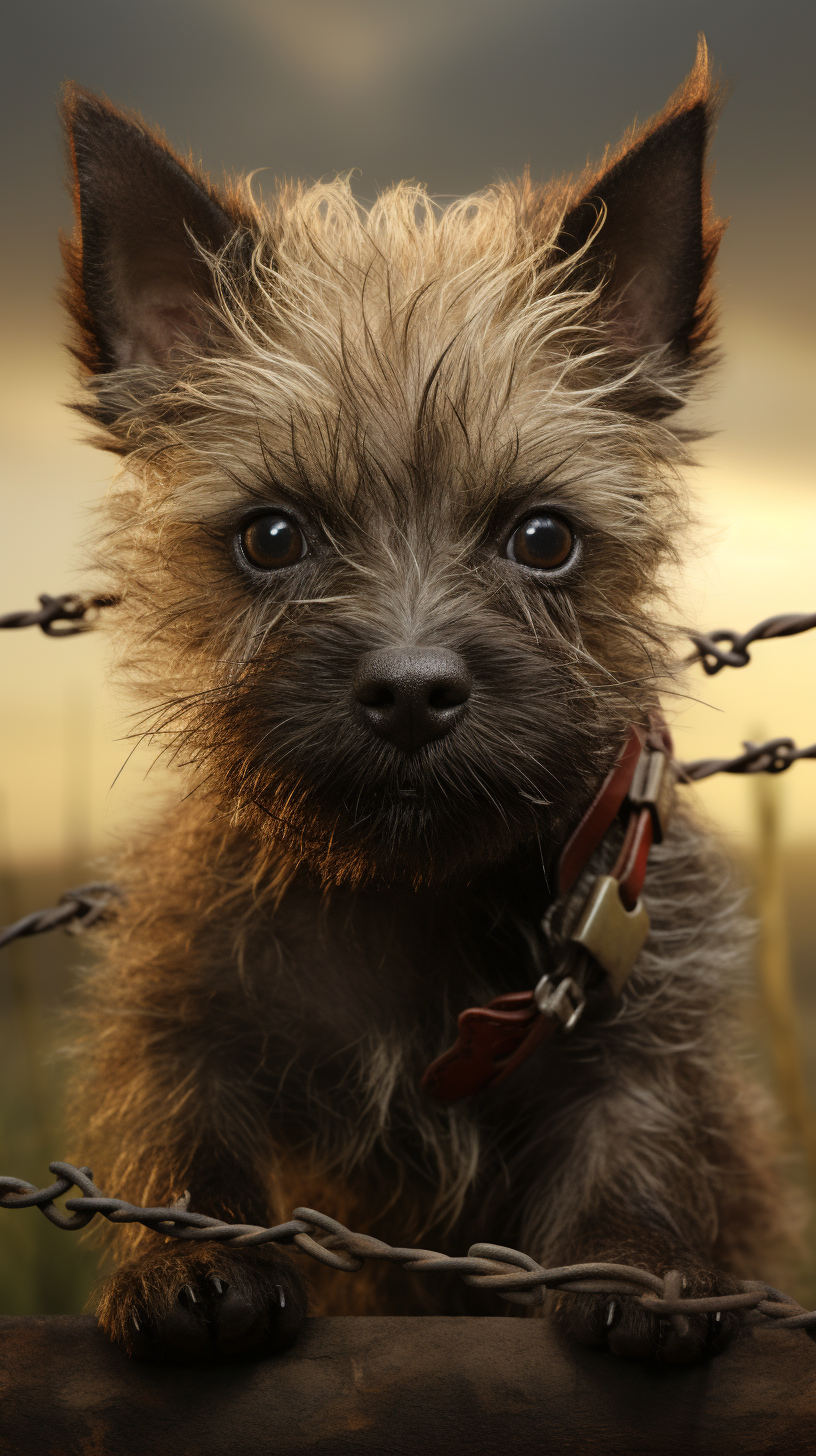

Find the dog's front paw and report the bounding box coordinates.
[96,1241,307,1363]
[556,1265,741,1365]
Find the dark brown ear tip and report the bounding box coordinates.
[663,101,711,150]
[603,104,710,199]
[60,83,156,169]
[60,81,112,134]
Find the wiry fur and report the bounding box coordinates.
[78,175,692,887]
[62,41,791,1363]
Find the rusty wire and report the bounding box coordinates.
[0,884,123,951]
[0,1161,814,1331]
[0,592,119,637]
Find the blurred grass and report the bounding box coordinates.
[743,836,816,1308]
[0,859,100,1314]
[0,844,814,1316]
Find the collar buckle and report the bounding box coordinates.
[569,874,651,996]
[421,717,673,1100]
[628,743,675,843]
[533,973,586,1032]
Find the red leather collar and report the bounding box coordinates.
[421,718,674,1102]
[557,726,643,896]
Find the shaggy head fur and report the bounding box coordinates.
[64,42,720,889]
[61,45,795,1365]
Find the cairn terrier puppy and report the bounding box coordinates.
[63,40,783,1365]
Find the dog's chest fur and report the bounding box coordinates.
[62,49,793,1352]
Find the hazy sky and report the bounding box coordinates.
[3,0,814,330]
[1,0,813,862]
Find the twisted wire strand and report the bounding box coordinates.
[0,593,119,637]
[679,737,816,782]
[0,884,123,951]
[3,593,814,669]
[1,1163,814,1329]
[2,734,814,950]
[686,612,816,676]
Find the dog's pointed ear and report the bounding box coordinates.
[555,38,725,362]
[61,85,246,372]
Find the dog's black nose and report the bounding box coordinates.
[354,648,472,754]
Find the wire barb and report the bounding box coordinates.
[0,592,119,636]
[0,884,123,951]
[686,612,816,676]
[679,737,816,782]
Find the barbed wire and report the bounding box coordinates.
[0,601,812,953]
[0,592,119,637]
[2,602,815,1336]
[679,737,816,782]
[0,884,123,951]
[0,1161,813,1330]
[3,593,815,672]
[686,612,816,676]
[2,740,815,950]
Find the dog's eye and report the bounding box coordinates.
[240,513,305,570]
[507,514,573,570]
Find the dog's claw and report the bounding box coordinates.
[102,1245,308,1363]
[564,1270,742,1364]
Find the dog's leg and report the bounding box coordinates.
[93,1148,308,1364]
[75,981,309,1362]
[527,1060,780,1364]
[97,1210,307,1364]
[549,1209,743,1365]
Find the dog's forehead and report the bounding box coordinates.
[218,226,598,524]
[174,187,664,544]
[198,339,631,548]
[229,352,577,538]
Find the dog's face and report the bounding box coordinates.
[63,47,721,885]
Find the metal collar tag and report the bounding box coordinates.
[569,875,650,996]
[421,719,673,1100]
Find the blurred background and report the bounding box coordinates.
[0,0,813,1313]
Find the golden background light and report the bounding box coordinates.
[0,0,814,1320]
[1,0,813,868]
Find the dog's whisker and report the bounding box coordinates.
[55,54,784,1363]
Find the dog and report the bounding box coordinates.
[61,38,786,1365]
